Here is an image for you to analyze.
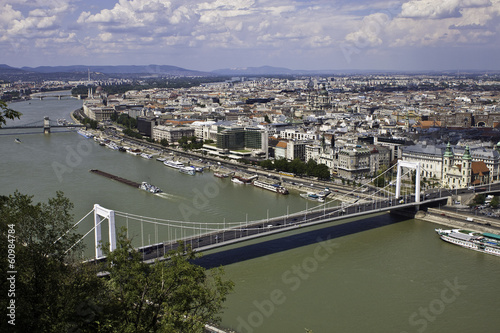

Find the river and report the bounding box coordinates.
[1,97,499,333]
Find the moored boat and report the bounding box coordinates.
[127,148,141,155]
[15,138,21,143]
[105,141,120,150]
[214,172,229,178]
[231,176,245,184]
[164,160,184,169]
[435,229,500,257]
[300,192,324,202]
[77,129,94,139]
[140,152,153,159]
[179,166,196,175]
[253,180,289,194]
[231,175,256,184]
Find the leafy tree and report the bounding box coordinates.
[123,128,143,139]
[264,114,271,123]
[490,196,499,209]
[274,158,289,172]
[0,100,22,127]
[99,231,234,332]
[259,159,274,170]
[305,159,318,177]
[373,169,386,187]
[0,192,234,333]
[315,164,331,180]
[290,158,306,176]
[473,194,486,205]
[178,136,204,151]
[0,191,105,333]
[160,138,169,147]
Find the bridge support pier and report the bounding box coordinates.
[43,116,50,134]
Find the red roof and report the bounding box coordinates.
[276,141,288,148]
[472,161,490,176]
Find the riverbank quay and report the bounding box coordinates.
[70,114,358,193]
[416,207,500,234]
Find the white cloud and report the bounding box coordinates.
[399,0,491,19]
[345,13,390,47]
[2,0,499,70]
[342,0,500,49]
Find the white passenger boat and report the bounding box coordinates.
[140,152,153,159]
[77,129,94,139]
[253,180,289,194]
[435,229,500,257]
[231,177,245,184]
[179,166,196,175]
[164,160,184,169]
[105,141,119,150]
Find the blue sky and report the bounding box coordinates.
[1,0,499,71]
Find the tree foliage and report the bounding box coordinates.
[99,232,234,332]
[490,196,499,209]
[178,136,204,151]
[112,113,137,129]
[473,194,486,205]
[160,138,169,147]
[123,128,143,139]
[0,100,22,128]
[0,192,234,333]
[0,191,105,333]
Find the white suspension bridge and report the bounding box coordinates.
[57,161,462,262]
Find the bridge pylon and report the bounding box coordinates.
[395,160,421,204]
[94,204,116,260]
[43,116,50,134]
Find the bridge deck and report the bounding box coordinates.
[127,197,446,263]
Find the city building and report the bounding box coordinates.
[152,125,195,143]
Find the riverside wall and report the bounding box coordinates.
[415,208,500,234]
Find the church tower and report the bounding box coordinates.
[443,142,453,175]
[461,146,472,187]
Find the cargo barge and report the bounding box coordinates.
[90,169,141,188]
[90,169,162,193]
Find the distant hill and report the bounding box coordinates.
[210,65,369,76]
[19,64,212,76]
[0,64,29,75]
[212,66,299,76]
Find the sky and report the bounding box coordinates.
[1,0,500,72]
